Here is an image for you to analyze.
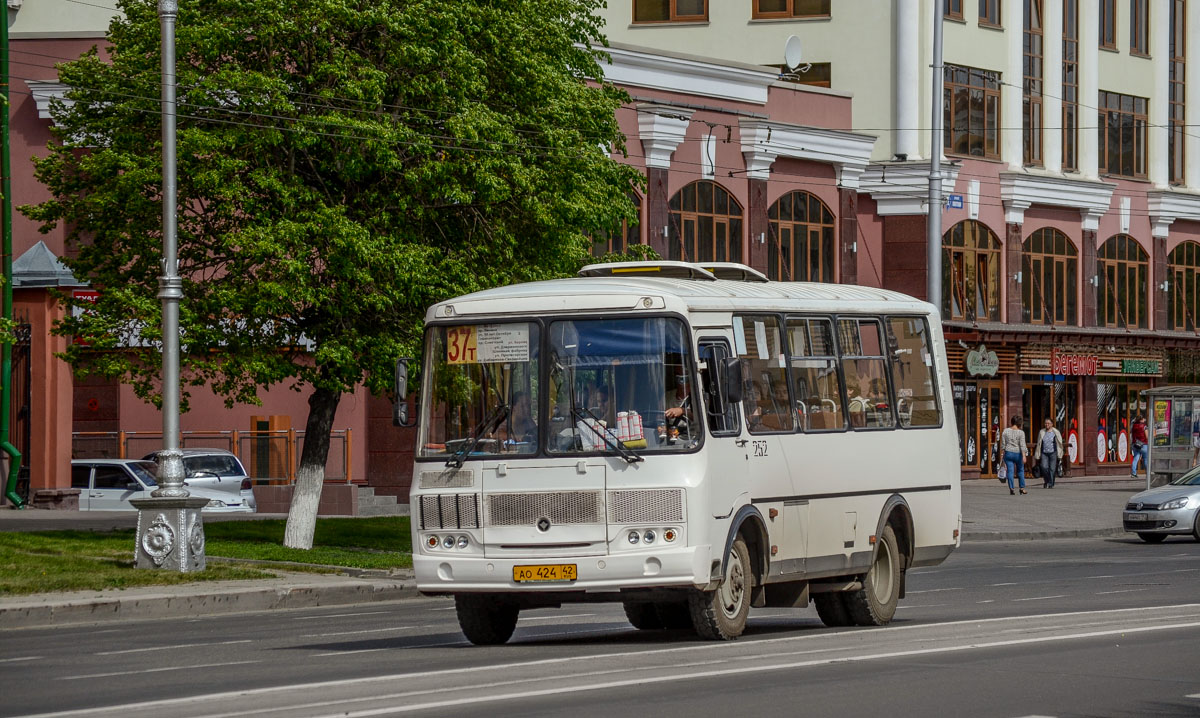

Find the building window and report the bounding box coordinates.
[1096,234,1149,329]
[755,0,830,18]
[943,220,1002,322]
[767,191,835,283]
[1130,0,1149,55]
[979,0,1001,26]
[1063,0,1079,171]
[1022,227,1078,326]
[590,193,643,257]
[1098,91,1148,178]
[1024,0,1044,166]
[1168,241,1200,331]
[945,0,964,19]
[668,181,743,263]
[1097,380,1150,464]
[1100,0,1117,49]
[775,62,832,87]
[634,0,707,23]
[944,64,1001,159]
[1170,0,1186,183]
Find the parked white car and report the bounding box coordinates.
[140,448,257,511]
[71,459,255,512]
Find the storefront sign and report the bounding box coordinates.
[1153,399,1171,447]
[1050,348,1098,376]
[1121,358,1160,375]
[965,344,999,377]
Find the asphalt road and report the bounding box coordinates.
[3,536,1199,718]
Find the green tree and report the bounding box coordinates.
[24,0,643,547]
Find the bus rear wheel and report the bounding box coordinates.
[689,535,751,640]
[455,594,519,645]
[845,524,901,626]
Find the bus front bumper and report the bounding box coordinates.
[414,544,712,594]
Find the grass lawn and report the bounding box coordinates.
[0,516,412,596]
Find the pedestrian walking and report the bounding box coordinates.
[1001,416,1029,495]
[1034,418,1064,489]
[1131,414,1150,479]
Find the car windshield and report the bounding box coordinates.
[1170,466,1200,486]
[130,461,158,486]
[418,322,540,460]
[183,455,242,476]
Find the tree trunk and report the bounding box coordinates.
[283,386,342,549]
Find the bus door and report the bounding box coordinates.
[698,338,748,522]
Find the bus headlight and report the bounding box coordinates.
[643,530,656,544]
[442,535,456,549]
[457,535,470,549]
[627,531,640,544]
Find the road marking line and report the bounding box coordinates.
[991,583,1017,586]
[1014,595,1068,602]
[301,626,416,638]
[292,611,391,621]
[301,620,1200,717]
[520,613,595,622]
[907,588,963,594]
[1084,575,1115,579]
[1095,589,1149,595]
[897,604,945,609]
[95,640,251,656]
[64,660,259,681]
[22,604,1200,718]
[0,656,41,663]
[1185,693,1200,699]
[976,600,995,604]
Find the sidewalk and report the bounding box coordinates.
[0,474,1144,630]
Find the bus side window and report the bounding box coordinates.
[699,340,740,436]
[735,314,794,434]
[838,317,896,430]
[886,316,942,428]
[787,316,845,431]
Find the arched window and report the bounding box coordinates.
[766,191,836,282]
[1096,234,1148,329]
[668,181,743,263]
[590,191,643,257]
[942,220,1001,321]
[1168,240,1200,331]
[1022,228,1078,325]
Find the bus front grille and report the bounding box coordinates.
[485,491,603,526]
[420,468,474,489]
[419,493,480,529]
[607,489,685,524]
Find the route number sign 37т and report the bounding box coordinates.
[446,324,531,365]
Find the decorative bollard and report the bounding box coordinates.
[130,496,209,571]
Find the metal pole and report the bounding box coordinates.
[154,0,186,497]
[1,2,24,509]
[927,3,944,312]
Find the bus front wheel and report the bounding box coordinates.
[845,524,901,626]
[622,601,663,630]
[455,594,519,645]
[689,535,751,640]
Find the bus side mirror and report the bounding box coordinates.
[723,357,744,403]
[393,357,415,428]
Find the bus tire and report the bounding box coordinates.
[689,535,751,640]
[455,594,519,645]
[622,601,663,630]
[655,600,694,630]
[845,524,901,626]
[813,592,853,627]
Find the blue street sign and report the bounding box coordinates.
[947,194,964,209]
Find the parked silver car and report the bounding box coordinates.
[1123,467,1200,542]
[140,449,257,511]
[71,459,254,512]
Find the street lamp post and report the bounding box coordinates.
[926,4,944,313]
[131,0,207,571]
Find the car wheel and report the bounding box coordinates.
[688,535,751,640]
[455,594,519,645]
[622,601,663,630]
[845,524,902,626]
[1193,512,1200,543]
[1137,532,1168,544]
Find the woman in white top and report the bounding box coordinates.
[1000,416,1029,495]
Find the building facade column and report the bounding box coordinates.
[638,104,692,258]
[1187,3,1200,188]
[1078,0,1100,178]
[1043,0,1064,174]
[839,188,859,285]
[1006,222,1024,323]
[748,177,769,273]
[894,0,921,161]
[1154,235,1169,329]
[1002,0,1025,169]
[1150,0,1171,188]
[1083,375,1099,475]
[646,167,670,258]
[1081,227,1098,326]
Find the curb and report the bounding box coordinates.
[962,527,1129,542]
[0,578,424,631]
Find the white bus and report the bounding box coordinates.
[398,261,961,645]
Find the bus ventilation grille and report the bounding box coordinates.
[420,468,474,489]
[485,491,603,526]
[419,493,480,530]
[607,489,685,524]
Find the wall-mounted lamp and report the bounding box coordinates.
[1012,271,1022,284]
[757,232,765,244]
[1159,280,1171,292]
[1088,275,1099,287]
[661,225,669,237]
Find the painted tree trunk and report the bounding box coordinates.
[283,386,342,549]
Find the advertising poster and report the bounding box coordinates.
[1153,399,1170,447]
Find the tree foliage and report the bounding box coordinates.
[25,0,643,546]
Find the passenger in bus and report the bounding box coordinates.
[664,372,690,421]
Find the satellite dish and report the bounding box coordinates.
[783,35,805,73]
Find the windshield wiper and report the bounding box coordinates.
[572,405,644,464]
[446,403,509,468]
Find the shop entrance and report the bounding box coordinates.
[1022,379,1080,470]
[953,380,1003,477]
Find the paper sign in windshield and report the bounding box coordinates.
[447,324,529,365]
